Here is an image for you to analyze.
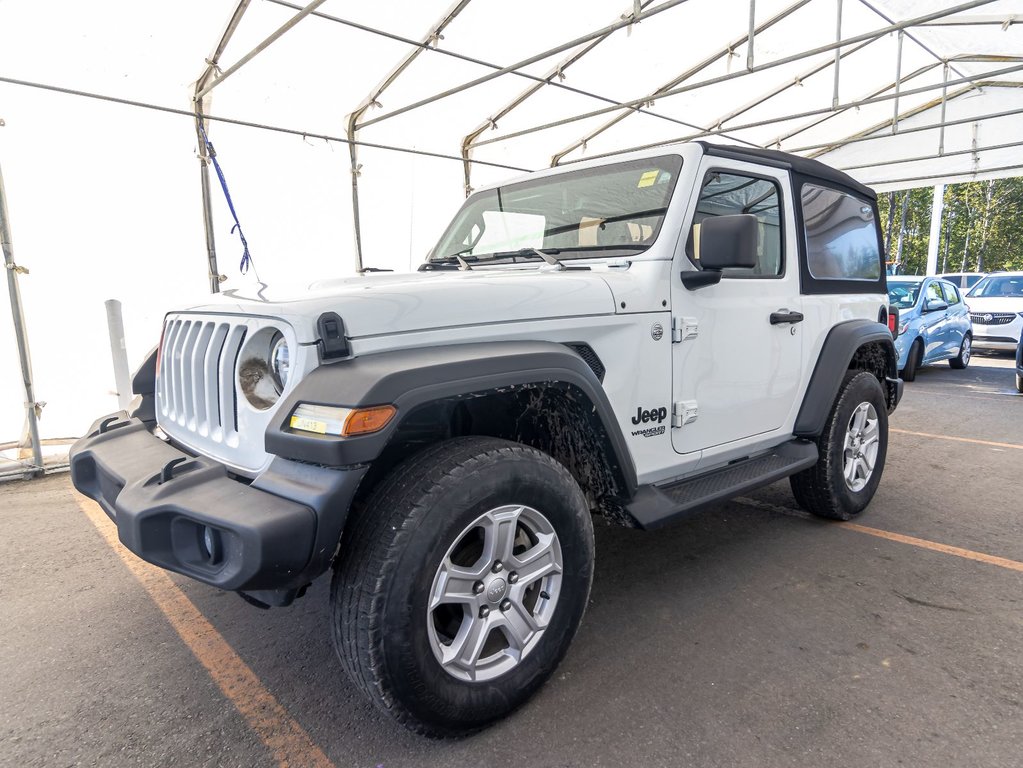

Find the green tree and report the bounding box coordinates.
[878,177,1023,275]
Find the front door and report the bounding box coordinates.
[671,159,803,455]
[919,280,949,361]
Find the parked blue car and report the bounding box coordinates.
[888,276,973,381]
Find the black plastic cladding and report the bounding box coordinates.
[264,340,638,495]
[793,319,898,436]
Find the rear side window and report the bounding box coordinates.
[801,184,881,281]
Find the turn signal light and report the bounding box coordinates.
[344,405,398,436]
[289,403,396,437]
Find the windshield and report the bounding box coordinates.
[888,280,922,309]
[430,155,683,262]
[969,275,1023,298]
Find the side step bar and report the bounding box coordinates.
[625,439,818,529]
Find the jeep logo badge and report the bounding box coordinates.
[632,406,668,425]
[487,578,507,602]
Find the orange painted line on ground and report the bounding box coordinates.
[890,428,1023,451]
[736,496,1023,574]
[838,521,1023,573]
[73,492,335,768]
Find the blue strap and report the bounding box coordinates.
[198,119,253,276]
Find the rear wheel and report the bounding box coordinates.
[1016,373,1023,393]
[949,334,972,369]
[790,371,889,521]
[331,437,594,736]
[901,338,922,381]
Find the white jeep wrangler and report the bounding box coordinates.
[71,141,902,736]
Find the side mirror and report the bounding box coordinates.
[681,214,758,290]
[924,297,948,313]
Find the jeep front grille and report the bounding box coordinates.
[969,312,1016,326]
[157,318,246,443]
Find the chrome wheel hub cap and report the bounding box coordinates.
[843,402,880,493]
[427,504,563,682]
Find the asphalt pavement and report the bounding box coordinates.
[2,352,1021,768]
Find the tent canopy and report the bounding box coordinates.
[1,0,1022,446]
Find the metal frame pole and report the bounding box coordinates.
[193,0,252,294]
[549,0,812,165]
[747,0,757,70]
[469,0,995,152]
[892,30,904,133]
[346,0,474,272]
[832,0,843,109]
[939,61,950,155]
[357,0,692,130]
[549,65,1021,164]
[194,0,330,102]
[0,160,44,478]
[461,0,660,195]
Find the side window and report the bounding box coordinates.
[689,172,782,277]
[925,282,944,305]
[801,184,881,281]
[941,282,961,305]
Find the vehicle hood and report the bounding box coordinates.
[965,297,1023,313]
[183,269,618,341]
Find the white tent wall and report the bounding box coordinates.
[2,0,1023,449]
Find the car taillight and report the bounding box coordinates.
[887,307,899,338]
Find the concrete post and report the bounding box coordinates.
[105,300,132,411]
[925,184,944,276]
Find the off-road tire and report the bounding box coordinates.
[949,334,971,369]
[790,371,889,521]
[901,338,922,381]
[331,436,594,737]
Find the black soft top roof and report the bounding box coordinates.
[694,141,876,201]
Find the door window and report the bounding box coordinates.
[688,172,782,277]
[940,282,961,305]
[925,282,944,306]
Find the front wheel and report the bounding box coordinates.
[1016,373,1023,393]
[901,338,922,381]
[949,334,971,369]
[790,371,889,520]
[331,437,594,736]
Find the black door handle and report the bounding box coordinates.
[770,310,804,325]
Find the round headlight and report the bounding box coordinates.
[270,334,289,394]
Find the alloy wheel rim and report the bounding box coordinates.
[842,402,880,492]
[962,337,971,365]
[427,504,563,682]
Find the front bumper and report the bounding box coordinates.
[972,336,1020,352]
[972,317,1022,351]
[70,413,366,601]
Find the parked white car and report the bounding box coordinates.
[967,272,1023,351]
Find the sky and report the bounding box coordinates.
[1,0,1020,446]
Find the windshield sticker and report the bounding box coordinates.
[637,170,660,188]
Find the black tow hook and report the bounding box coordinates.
[159,457,190,484]
[98,416,121,434]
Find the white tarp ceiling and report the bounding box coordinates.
[1,0,1022,445]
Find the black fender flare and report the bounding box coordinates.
[794,320,898,437]
[265,341,638,495]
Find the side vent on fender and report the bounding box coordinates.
[566,343,606,382]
